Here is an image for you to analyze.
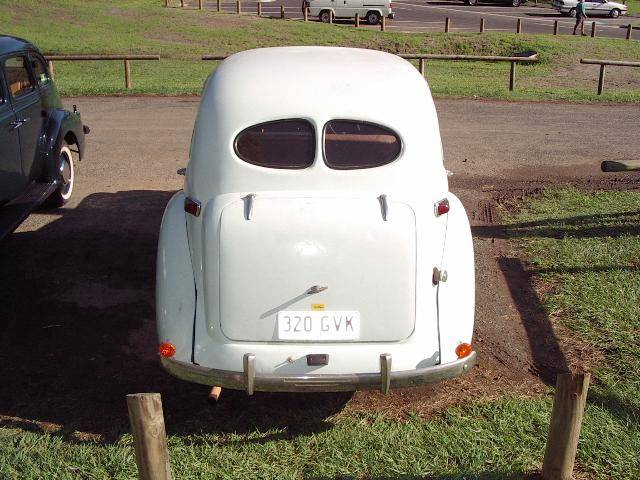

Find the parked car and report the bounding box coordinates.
[156,47,476,395]
[464,0,524,7]
[0,35,88,241]
[552,0,627,17]
[304,0,394,24]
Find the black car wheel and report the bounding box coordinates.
[48,143,74,207]
[467,0,478,5]
[366,10,381,24]
[319,10,332,22]
[610,8,621,17]
[511,0,522,6]
[569,7,576,17]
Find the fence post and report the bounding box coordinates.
[381,15,386,31]
[217,0,220,11]
[237,0,241,13]
[590,21,596,37]
[355,12,359,27]
[258,2,262,15]
[542,373,590,480]
[124,59,132,89]
[126,393,172,480]
[329,9,333,23]
[419,58,425,76]
[627,24,632,40]
[445,17,451,33]
[553,20,559,35]
[281,4,285,18]
[47,60,55,80]
[304,6,308,20]
[165,0,170,7]
[509,61,516,91]
[596,64,606,95]
[180,0,185,7]
[516,18,522,34]
[581,20,585,35]
[480,18,485,33]
[199,0,203,9]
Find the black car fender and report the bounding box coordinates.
[41,108,86,183]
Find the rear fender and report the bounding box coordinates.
[42,109,86,182]
[156,191,196,363]
[437,193,475,364]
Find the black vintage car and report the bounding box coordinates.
[0,35,88,241]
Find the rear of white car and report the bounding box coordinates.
[156,47,475,394]
[553,0,627,16]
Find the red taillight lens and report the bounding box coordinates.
[435,198,450,217]
[455,343,473,359]
[184,197,201,217]
[159,342,176,358]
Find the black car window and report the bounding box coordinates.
[235,119,315,169]
[4,56,34,99]
[323,120,402,170]
[30,54,51,87]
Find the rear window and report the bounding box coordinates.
[324,120,401,170]
[234,119,315,169]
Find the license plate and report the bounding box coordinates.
[277,311,360,341]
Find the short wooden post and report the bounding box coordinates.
[509,61,516,91]
[553,20,559,35]
[445,17,451,33]
[381,15,386,31]
[237,0,241,13]
[419,58,425,76]
[47,60,54,80]
[590,21,596,37]
[280,4,285,18]
[165,0,170,7]
[180,0,185,7]
[258,2,262,15]
[217,0,221,11]
[597,64,606,95]
[517,18,522,34]
[198,0,203,9]
[480,18,485,33]
[355,12,359,27]
[304,6,308,20]
[626,23,632,40]
[126,393,172,480]
[329,9,333,23]
[124,59,132,89]
[542,373,590,480]
[581,20,585,36]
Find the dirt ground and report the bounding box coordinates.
[0,97,638,441]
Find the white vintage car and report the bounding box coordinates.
[156,47,476,395]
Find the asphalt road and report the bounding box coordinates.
[252,0,639,39]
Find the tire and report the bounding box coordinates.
[48,143,74,207]
[610,8,620,17]
[319,10,331,22]
[511,0,521,6]
[569,7,576,17]
[366,10,381,24]
[468,0,478,5]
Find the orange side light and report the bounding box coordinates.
[455,343,473,359]
[159,342,176,358]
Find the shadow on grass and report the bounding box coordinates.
[0,190,350,444]
[305,472,541,480]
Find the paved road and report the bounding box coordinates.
[234,0,639,39]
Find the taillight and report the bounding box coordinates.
[158,342,176,358]
[184,197,201,217]
[434,198,450,217]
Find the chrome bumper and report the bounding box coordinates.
[161,351,476,394]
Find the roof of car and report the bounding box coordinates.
[0,35,38,56]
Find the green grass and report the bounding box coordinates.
[2,188,640,479]
[1,0,639,101]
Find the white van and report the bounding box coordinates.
[304,0,394,24]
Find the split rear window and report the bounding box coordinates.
[234,119,401,170]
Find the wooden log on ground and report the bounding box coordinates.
[542,373,590,480]
[127,393,173,480]
[601,160,640,172]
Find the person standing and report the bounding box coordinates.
[573,0,587,35]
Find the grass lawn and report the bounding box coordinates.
[1,0,639,101]
[1,188,639,479]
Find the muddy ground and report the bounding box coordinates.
[0,97,638,441]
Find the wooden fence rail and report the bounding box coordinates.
[44,54,160,89]
[580,57,640,95]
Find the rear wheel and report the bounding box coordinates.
[569,7,576,16]
[319,9,332,22]
[467,0,478,5]
[366,10,381,24]
[511,0,522,6]
[47,143,74,207]
[610,8,621,17]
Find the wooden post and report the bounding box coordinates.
[517,18,522,34]
[329,9,333,23]
[626,24,632,40]
[553,20,559,35]
[124,59,132,89]
[419,58,425,76]
[199,0,203,9]
[355,12,359,27]
[590,21,596,37]
[280,4,285,18]
[509,61,516,91]
[258,2,262,15]
[47,60,54,80]
[165,0,170,7]
[126,393,172,480]
[445,17,451,33]
[180,0,185,7]
[480,18,485,33]
[237,0,241,14]
[304,6,308,20]
[381,15,386,31]
[580,20,585,36]
[597,64,606,95]
[217,0,221,11]
[542,373,590,480]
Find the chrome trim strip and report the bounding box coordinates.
[161,351,476,393]
[380,353,392,394]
